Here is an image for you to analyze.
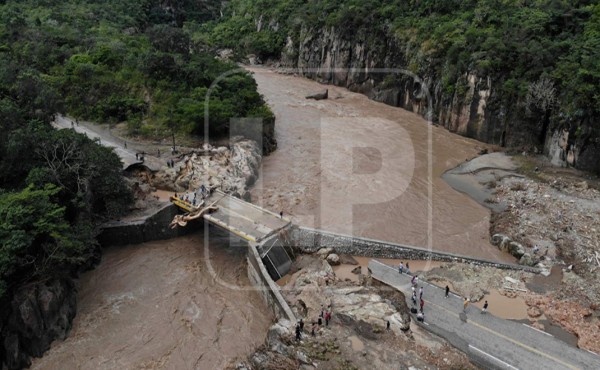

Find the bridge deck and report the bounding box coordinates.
[178,190,290,243]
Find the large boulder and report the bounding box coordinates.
[316,247,334,259]
[491,233,513,253]
[490,233,508,246]
[519,253,535,266]
[305,89,328,100]
[508,241,526,258]
[326,253,341,266]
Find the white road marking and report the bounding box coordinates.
[522,323,553,337]
[469,344,520,370]
[585,349,599,357]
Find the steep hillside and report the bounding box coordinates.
[197,0,600,172]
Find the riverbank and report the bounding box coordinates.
[434,152,600,353]
[232,253,475,370]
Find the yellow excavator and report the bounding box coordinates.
[169,197,219,228]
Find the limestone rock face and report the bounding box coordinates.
[2,279,77,369]
[276,23,600,173]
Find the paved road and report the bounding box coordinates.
[368,260,600,370]
[203,189,290,243]
[52,115,162,171]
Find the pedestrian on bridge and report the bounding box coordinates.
[463,297,470,312]
[295,324,301,341]
[398,262,404,274]
[419,286,424,300]
[420,298,424,312]
[482,300,488,314]
[406,262,410,274]
[411,290,417,305]
[445,285,450,298]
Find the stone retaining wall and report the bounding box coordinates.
[291,226,539,273]
[247,241,296,322]
[97,203,192,246]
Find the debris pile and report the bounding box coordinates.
[151,138,261,200]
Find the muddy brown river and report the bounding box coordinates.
[31,234,271,369]
[249,67,509,262]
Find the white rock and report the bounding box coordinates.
[326,253,340,266]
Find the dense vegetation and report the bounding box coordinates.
[0,0,273,340]
[199,0,600,139]
[0,0,272,138]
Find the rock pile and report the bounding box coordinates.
[151,138,261,200]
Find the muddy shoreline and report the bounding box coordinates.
[434,152,600,353]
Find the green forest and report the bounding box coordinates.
[0,0,272,312]
[198,0,600,126]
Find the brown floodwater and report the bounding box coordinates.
[31,233,271,370]
[248,67,511,262]
[332,257,444,283]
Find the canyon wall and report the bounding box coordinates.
[269,25,599,173]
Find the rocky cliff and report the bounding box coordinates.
[268,25,599,173]
[1,279,77,369]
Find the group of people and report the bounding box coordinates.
[397,261,411,275]
[295,305,333,341]
[174,185,211,207]
[401,262,491,323]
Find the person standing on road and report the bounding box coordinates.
[419,286,424,300]
[463,297,470,312]
[482,301,488,314]
[420,298,424,312]
[445,285,450,298]
[406,262,410,275]
[412,290,417,305]
[398,262,404,274]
